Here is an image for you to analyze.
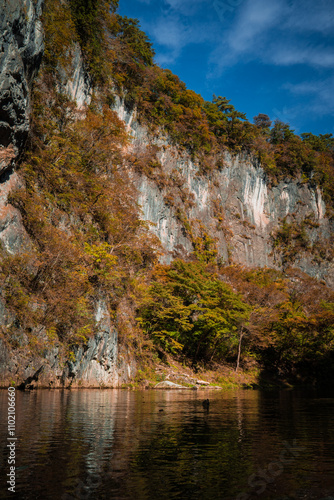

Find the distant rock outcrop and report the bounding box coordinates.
[154,381,187,389]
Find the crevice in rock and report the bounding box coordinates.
[17,365,44,390]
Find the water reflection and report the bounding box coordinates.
[1,388,334,499]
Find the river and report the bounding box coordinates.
[1,388,334,499]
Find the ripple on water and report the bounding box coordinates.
[0,388,334,499]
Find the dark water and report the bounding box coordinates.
[1,388,334,500]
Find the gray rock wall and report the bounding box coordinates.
[1,2,334,388]
[114,98,334,286]
[0,0,44,173]
[0,1,134,388]
[59,43,92,108]
[0,299,135,388]
[0,0,44,256]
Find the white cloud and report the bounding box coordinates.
[135,0,334,71]
[284,76,334,112]
[271,76,334,132]
[207,0,334,74]
[226,0,286,53]
[208,0,288,74]
[272,106,299,125]
[163,0,208,16]
[270,45,334,68]
[155,51,179,66]
[143,7,218,65]
[129,0,334,133]
[284,0,334,34]
[151,17,187,50]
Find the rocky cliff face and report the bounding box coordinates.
[137,152,333,283]
[0,1,334,388]
[0,298,135,388]
[0,0,44,367]
[0,0,135,388]
[115,99,334,287]
[0,0,44,257]
[0,0,44,172]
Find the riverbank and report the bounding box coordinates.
[123,357,260,391]
[0,354,260,390]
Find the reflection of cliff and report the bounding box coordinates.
[0,390,118,497]
[105,390,262,499]
[0,390,262,498]
[6,389,334,499]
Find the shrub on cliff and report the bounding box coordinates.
[1,71,159,352]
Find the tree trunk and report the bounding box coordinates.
[236,327,244,372]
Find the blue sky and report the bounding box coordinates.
[118,0,334,136]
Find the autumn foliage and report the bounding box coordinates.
[1,0,334,385]
[0,69,159,354]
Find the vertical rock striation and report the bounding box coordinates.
[0,299,136,388]
[0,0,44,263]
[114,98,334,286]
[0,3,334,386]
[0,1,135,387]
[0,0,44,172]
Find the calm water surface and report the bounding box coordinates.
[1,388,334,499]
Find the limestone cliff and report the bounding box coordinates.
[0,0,43,172]
[0,0,135,388]
[0,0,43,257]
[0,0,333,388]
[116,99,334,287]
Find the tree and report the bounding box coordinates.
[204,96,248,147]
[69,0,117,80]
[213,95,234,115]
[115,16,155,66]
[229,108,247,132]
[270,120,294,144]
[301,132,334,153]
[213,96,247,125]
[137,260,251,362]
[253,113,272,130]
